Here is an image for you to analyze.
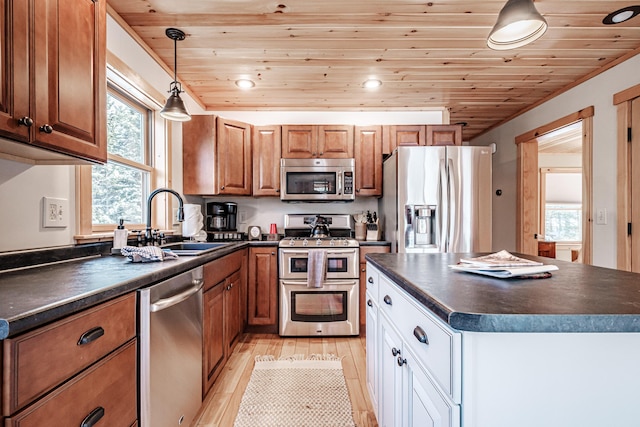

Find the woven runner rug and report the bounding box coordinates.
[234,354,357,427]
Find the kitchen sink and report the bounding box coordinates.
[161,242,229,256]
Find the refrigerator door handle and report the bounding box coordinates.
[447,158,459,253]
[438,158,448,252]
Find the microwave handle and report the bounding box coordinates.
[337,172,343,195]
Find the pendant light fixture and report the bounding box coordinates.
[487,0,548,50]
[160,28,191,122]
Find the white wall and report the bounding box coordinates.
[472,54,640,268]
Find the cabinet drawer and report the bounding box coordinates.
[378,275,460,402]
[7,340,137,427]
[2,293,136,414]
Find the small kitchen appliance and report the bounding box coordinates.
[205,201,243,241]
[278,213,359,336]
[280,158,355,201]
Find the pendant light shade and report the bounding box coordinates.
[160,28,191,122]
[487,0,548,50]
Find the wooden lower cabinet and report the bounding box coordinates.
[6,340,137,427]
[202,249,247,395]
[247,246,278,331]
[2,293,137,424]
[203,282,225,394]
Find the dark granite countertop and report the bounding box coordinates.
[366,252,640,333]
[0,242,250,339]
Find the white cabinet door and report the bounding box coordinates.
[403,347,460,427]
[379,315,403,427]
[365,291,379,416]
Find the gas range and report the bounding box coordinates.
[279,214,358,248]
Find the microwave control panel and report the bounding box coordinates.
[344,172,353,194]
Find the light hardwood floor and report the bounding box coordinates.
[193,333,378,427]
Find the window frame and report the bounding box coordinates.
[539,167,583,243]
[76,61,173,240]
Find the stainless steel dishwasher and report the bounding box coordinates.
[139,266,204,427]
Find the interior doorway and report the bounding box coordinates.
[615,83,640,271]
[516,107,593,264]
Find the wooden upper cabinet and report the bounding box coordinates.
[383,125,426,154]
[317,125,354,158]
[183,116,252,196]
[355,126,383,197]
[426,124,462,146]
[0,0,30,143]
[0,0,106,163]
[252,125,281,196]
[217,117,252,195]
[282,125,353,158]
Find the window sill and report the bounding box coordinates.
[74,230,177,244]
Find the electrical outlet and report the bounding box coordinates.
[42,197,69,228]
[173,208,181,225]
[239,210,247,224]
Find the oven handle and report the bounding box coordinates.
[279,248,358,256]
[280,280,358,286]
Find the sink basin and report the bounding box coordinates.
[161,242,229,256]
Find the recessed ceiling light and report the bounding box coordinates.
[603,6,640,24]
[363,79,382,89]
[235,79,255,89]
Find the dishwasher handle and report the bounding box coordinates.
[150,279,204,313]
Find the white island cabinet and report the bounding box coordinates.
[366,261,640,427]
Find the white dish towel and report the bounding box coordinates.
[307,249,327,288]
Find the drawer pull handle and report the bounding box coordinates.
[77,326,105,346]
[80,406,105,427]
[383,295,392,305]
[397,356,407,367]
[392,347,401,356]
[367,276,374,284]
[413,326,429,345]
[367,299,373,307]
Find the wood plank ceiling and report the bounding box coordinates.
[106,0,640,140]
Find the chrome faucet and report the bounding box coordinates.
[146,188,184,244]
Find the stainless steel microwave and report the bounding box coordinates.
[280,158,355,201]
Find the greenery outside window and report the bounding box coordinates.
[544,204,582,242]
[91,89,153,226]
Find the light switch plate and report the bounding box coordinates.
[596,208,607,225]
[42,197,69,228]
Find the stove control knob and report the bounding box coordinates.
[288,239,295,246]
[329,239,335,246]
[316,239,322,245]
[302,239,309,246]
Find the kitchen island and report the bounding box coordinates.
[365,253,640,427]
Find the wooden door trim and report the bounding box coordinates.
[617,103,632,270]
[515,107,594,145]
[516,108,593,263]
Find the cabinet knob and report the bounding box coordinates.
[391,347,400,356]
[367,299,373,307]
[39,124,53,134]
[271,252,275,255]
[397,356,407,367]
[356,189,361,193]
[413,326,429,345]
[276,189,280,193]
[367,276,374,284]
[18,116,34,127]
[221,186,225,190]
[383,295,392,305]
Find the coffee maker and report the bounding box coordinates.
[205,201,241,241]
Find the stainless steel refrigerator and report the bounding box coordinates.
[380,145,492,253]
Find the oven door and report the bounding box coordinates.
[279,248,359,280]
[279,279,359,336]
